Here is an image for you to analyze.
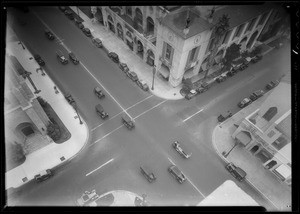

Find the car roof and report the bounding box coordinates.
[94,86,101,92]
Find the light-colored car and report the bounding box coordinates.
[92,38,102,48]
[77,190,99,206]
[238,98,252,108]
[172,141,191,159]
[249,89,264,101]
[168,165,186,183]
[56,50,68,64]
[136,79,149,91]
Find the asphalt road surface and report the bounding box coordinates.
[6,7,290,209]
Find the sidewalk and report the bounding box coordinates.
[69,6,183,100]
[5,40,89,190]
[212,93,291,211]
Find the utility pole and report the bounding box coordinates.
[151,65,156,90]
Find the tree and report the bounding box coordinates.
[204,14,230,79]
[222,43,241,70]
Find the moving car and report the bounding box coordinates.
[226,162,247,182]
[168,165,186,183]
[82,28,92,37]
[69,52,79,64]
[56,50,68,64]
[172,141,191,159]
[77,190,100,206]
[265,80,280,90]
[65,93,75,104]
[249,89,264,101]
[185,89,197,100]
[64,9,74,20]
[136,79,149,91]
[122,114,135,130]
[238,98,252,108]
[127,71,138,81]
[45,29,55,40]
[108,52,119,63]
[92,38,103,48]
[140,166,156,183]
[94,86,105,99]
[34,169,53,182]
[119,63,129,73]
[95,104,108,119]
[34,54,45,66]
[217,111,232,122]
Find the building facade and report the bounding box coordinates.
[5,54,51,155]
[92,4,288,87]
[231,80,291,185]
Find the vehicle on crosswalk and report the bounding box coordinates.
[95,104,108,119]
[122,114,135,130]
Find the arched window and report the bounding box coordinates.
[263,107,278,121]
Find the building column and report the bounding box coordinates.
[169,69,183,87]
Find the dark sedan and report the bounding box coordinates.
[64,10,74,20]
[108,52,119,63]
[45,29,55,40]
[34,54,45,66]
[82,28,92,37]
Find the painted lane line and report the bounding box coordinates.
[86,158,114,177]
[92,95,154,131]
[91,111,124,132]
[89,125,124,147]
[246,179,280,210]
[167,158,205,198]
[125,95,154,111]
[133,100,167,120]
[80,62,131,118]
[183,108,204,122]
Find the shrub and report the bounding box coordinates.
[37,96,48,108]
[47,123,61,141]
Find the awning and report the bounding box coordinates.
[235,131,252,146]
[159,68,170,78]
[274,164,291,179]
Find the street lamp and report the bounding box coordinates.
[22,70,41,94]
[224,139,239,158]
[151,65,156,90]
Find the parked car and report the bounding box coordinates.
[185,89,198,100]
[65,93,75,104]
[265,80,280,90]
[77,190,99,206]
[34,54,45,66]
[64,9,74,20]
[251,54,263,63]
[140,166,156,183]
[44,29,55,40]
[34,169,53,182]
[69,52,79,64]
[168,165,186,183]
[136,79,149,91]
[92,38,103,48]
[128,71,138,81]
[217,111,232,122]
[226,162,247,182]
[95,104,108,119]
[238,98,252,108]
[249,89,264,101]
[56,50,68,64]
[196,87,208,94]
[119,63,129,73]
[108,52,119,63]
[226,69,237,77]
[172,141,191,159]
[215,74,227,83]
[122,114,135,130]
[94,86,105,99]
[59,6,66,12]
[82,28,92,37]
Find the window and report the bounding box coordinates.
[189,47,197,62]
[262,107,278,121]
[126,6,132,16]
[234,24,245,38]
[165,43,172,60]
[258,12,268,26]
[246,18,257,32]
[222,30,232,44]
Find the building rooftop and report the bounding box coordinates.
[161,3,274,39]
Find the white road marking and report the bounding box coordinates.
[133,100,167,120]
[183,108,204,122]
[90,125,124,147]
[91,111,124,131]
[246,179,280,210]
[125,95,153,111]
[167,158,205,198]
[86,158,114,176]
